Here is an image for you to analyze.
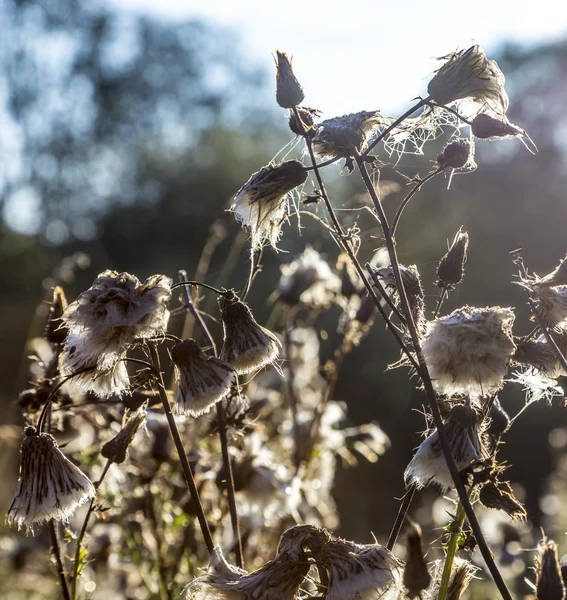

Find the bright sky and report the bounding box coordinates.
[111,0,567,116]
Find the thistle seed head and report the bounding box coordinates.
[7,427,95,533]
[275,51,304,109]
[101,405,147,464]
[230,160,307,251]
[437,229,469,289]
[403,522,431,599]
[422,305,516,397]
[478,480,527,521]
[437,139,475,170]
[537,254,567,288]
[45,286,68,346]
[536,539,566,600]
[427,45,509,117]
[513,338,559,375]
[288,106,321,136]
[219,292,280,375]
[171,340,235,417]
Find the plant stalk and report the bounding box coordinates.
[438,500,467,600]
[49,521,71,600]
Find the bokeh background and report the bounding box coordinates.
[3,0,567,587]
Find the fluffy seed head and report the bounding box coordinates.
[513,338,559,375]
[7,427,95,533]
[275,51,304,109]
[278,246,341,308]
[230,160,307,251]
[171,340,235,417]
[537,254,567,288]
[437,230,469,289]
[312,111,382,160]
[532,286,567,330]
[427,45,509,117]
[422,306,516,396]
[405,404,486,491]
[403,523,431,599]
[101,405,147,464]
[219,292,280,375]
[536,539,566,600]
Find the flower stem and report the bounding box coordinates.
[147,343,215,555]
[355,153,512,600]
[177,270,243,568]
[438,500,467,600]
[386,483,416,552]
[71,459,112,600]
[49,521,71,600]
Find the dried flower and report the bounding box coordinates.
[45,286,68,346]
[313,111,382,161]
[535,539,566,600]
[437,139,476,171]
[101,405,147,464]
[513,338,558,375]
[422,306,516,396]
[403,523,431,599]
[316,536,403,600]
[230,160,307,251]
[275,51,304,109]
[479,480,527,521]
[288,106,321,136]
[437,229,469,289]
[443,561,476,600]
[60,271,172,397]
[536,254,567,288]
[405,404,486,491]
[188,525,331,600]
[278,246,341,308]
[486,397,510,440]
[428,45,509,117]
[219,291,280,375]
[7,427,95,532]
[471,113,536,152]
[171,340,235,417]
[530,286,567,330]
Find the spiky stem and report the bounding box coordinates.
[438,500,467,600]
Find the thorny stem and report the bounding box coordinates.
[355,153,513,600]
[438,499,468,600]
[386,484,416,552]
[291,106,421,373]
[49,521,71,600]
[171,280,229,297]
[433,288,448,320]
[177,270,244,568]
[71,459,112,600]
[391,169,444,236]
[283,311,301,470]
[147,343,215,554]
[514,254,567,374]
[363,97,431,156]
[304,156,342,171]
[366,268,407,326]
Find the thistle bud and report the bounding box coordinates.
[275,51,304,109]
[536,539,566,600]
[7,427,95,532]
[288,106,321,137]
[486,397,510,439]
[45,286,68,346]
[101,406,147,464]
[437,230,469,289]
[479,480,527,521]
[403,523,431,598]
[219,291,280,375]
[171,340,235,417]
[437,139,475,170]
[231,160,307,251]
[427,45,509,117]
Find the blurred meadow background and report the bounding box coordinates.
[2,0,567,597]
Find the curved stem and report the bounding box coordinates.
[391,169,444,236]
[71,459,112,600]
[177,270,243,568]
[363,97,431,156]
[304,156,342,171]
[147,343,215,554]
[171,280,229,296]
[438,500,467,600]
[355,153,512,600]
[426,101,474,126]
[432,288,448,320]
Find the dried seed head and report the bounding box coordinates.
[428,45,509,117]
[219,292,280,375]
[60,271,172,397]
[437,230,469,289]
[445,561,477,600]
[231,160,307,251]
[312,111,382,160]
[45,286,68,346]
[403,523,431,599]
[531,286,567,330]
[537,255,567,288]
[275,51,304,109]
[536,539,566,600]
[101,405,147,464]
[278,247,341,308]
[288,106,321,136]
[478,480,527,521]
[171,340,235,417]
[513,338,558,375]
[486,397,510,439]
[471,113,537,154]
[437,139,475,170]
[405,404,486,491]
[316,536,403,600]
[7,427,95,533]
[422,306,516,397]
